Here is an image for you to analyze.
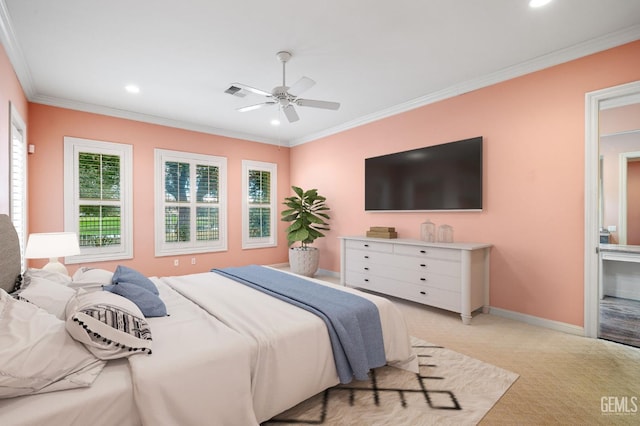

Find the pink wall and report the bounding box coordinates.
[600,103,640,134]
[290,40,640,327]
[627,161,640,245]
[0,43,29,215]
[27,104,290,276]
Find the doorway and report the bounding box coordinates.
[584,80,640,345]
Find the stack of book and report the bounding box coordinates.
[366,226,398,239]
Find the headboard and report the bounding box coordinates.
[0,214,22,292]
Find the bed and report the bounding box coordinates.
[0,214,417,425]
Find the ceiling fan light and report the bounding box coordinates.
[125,84,140,94]
[529,0,552,8]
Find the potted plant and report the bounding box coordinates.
[281,186,331,277]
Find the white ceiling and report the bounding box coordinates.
[2,0,640,146]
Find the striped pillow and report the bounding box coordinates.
[66,289,153,360]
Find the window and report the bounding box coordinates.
[155,149,227,256]
[64,137,133,263]
[10,103,27,271]
[242,160,277,249]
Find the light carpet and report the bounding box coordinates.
[264,336,518,425]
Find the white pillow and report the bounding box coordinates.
[25,268,72,286]
[66,289,153,360]
[0,288,106,399]
[70,267,114,290]
[17,275,76,320]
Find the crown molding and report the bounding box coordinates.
[290,24,640,146]
[0,0,35,98]
[30,94,283,146]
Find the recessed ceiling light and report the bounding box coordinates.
[125,84,140,94]
[271,119,281,126]
[529,0,552,7]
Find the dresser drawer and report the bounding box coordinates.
[345,249,396,267]
[393,244,461,261]
[394,283,461,313]
[345,270,387,290]
[393,269,461,292]
[346,271,461,313]
[392,256,461,278]
[345,239,393,253]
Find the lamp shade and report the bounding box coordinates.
[25,232,81,259]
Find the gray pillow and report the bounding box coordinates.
[103,282,167,317]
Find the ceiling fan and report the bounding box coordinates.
[227,51,340,123]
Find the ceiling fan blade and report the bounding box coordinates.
[288,76,315,96]
[282,104,300,123]
[231,82,272,97]
[237,101,276,112]
[296,98,340,110]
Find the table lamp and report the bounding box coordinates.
[25,232,81,275]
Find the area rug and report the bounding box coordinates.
[264,337,518,425]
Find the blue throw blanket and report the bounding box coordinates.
[211,265,386,383]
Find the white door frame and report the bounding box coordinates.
[584,80,640,338]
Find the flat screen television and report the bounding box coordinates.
[365,137,483,211]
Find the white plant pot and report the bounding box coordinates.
[288,247,319,277]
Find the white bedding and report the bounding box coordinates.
[0,281,258,426]
[132,280,257,425]
[159,267,417,423]
[0,359,139,426]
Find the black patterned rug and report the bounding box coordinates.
[264,337,518,425]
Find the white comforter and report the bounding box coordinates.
[160,268,417,423]
[132,280,258,426]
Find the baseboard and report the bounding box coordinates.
[489,307,585,336]
[316,268,339,278]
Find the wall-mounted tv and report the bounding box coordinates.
[365,137,483,211]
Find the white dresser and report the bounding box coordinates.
[340,236,492,324]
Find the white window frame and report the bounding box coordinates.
[9,103,27,271]
[64,137,133,263]
[242,160,277,249]
[154,149,227,256]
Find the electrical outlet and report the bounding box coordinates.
[174,259,179,266]
[191,257,196,265]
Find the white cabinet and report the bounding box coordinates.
[340,237,492,324]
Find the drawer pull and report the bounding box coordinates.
[420,264,426,268]
[364,278,369,282]
[420,277,426,282]
[419,291,427,295]
[364,255,369,259]
[420,250,427,254]
[364,267,369,271]
[364,244,369,247]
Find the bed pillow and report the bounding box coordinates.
[103,282,167,317]
[70,267,114,291]
[66,289,153,360]
[0,288,106,399]
[112,265,159,295]
[25,268,72,287]
[15,275,76,320]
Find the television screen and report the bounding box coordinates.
[365,137,483,211]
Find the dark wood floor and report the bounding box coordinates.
[599,296,640,348]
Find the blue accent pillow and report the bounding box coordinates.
[103,282,167,318]
[112,265,159,295]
